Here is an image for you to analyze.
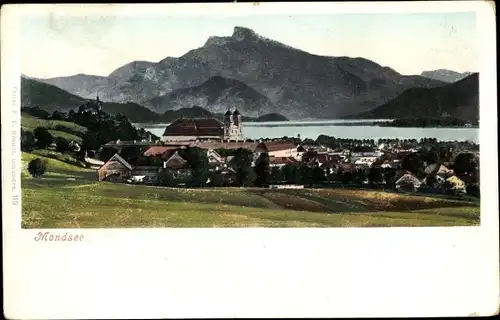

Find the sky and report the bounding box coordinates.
[19,11,478,79]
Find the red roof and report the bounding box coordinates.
[262,141,297,152]
[163,118,224,137]
[192,141,258,150]
[270,156,297,165]
[143,145,184,156]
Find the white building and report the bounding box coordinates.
[223,108,244,141]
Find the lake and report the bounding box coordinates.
[134,119,479,143]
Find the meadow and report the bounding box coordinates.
[21,114,87,144]
[21,152,480,228]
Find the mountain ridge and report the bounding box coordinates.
[420,69,473,83]
[350,73,479,122]
[147,75,278,116]
[33,25,447,119]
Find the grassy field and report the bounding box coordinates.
[21,152,480,228]
[21,114,87,143]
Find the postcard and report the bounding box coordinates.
[2,2,499,318]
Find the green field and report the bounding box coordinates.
[21,152,480,228]
[21,114,87,143]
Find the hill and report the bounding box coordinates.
[420,69,473,83]
[255,113,289,122]
[21,114,88,143]
[21,76,162,123]
[21,76,86,112]
[350,73,479,122]
[35,26,446,119]
[148,76,278,117]
[163,106,215,122]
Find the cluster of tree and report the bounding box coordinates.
[21,127,78,154]
[22,106,159,163]
[380,117,473,128]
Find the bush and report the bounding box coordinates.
[157,170,174,187]
[28,158,47,178]
[55,137,71,154]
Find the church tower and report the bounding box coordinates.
[223,107,244,142]
[96,94,102,112]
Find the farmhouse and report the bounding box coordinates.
[98,153,133,182]
[395,172,422,192]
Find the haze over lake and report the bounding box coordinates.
[135,119,479,143]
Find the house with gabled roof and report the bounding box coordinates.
[445,175,467,193]
[98,153,134,182]
[163,150,189,170]
[269,156,298,168]
[424,163,452,176]
[395,171,422,192]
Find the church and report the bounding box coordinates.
[161,108,245,142]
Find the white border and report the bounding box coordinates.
[2,2,499,318]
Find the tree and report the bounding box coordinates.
[401,152,425,178]
[281,163,301,184]
[425,175,437,187]
[453,153,478,182]
[28,158,47,178]
[298,164,313,186]
[21,129,36,152]
[33,127,53,149]
[98,147,118,162]
[230,148,255,187]
[120,146,145,164]
[338,170,354,185]
[55,137,71,154]
[270,166,285,184]
[209,171,225,187]
[81,132,101,151]
[51,110,67,121]
[254,152,271,187]
[466,184,480,198]
[178,147,210,187]
[157,169,174,187]
[368,167,384,185]
[301,150,318,166]
[311,166,326,186]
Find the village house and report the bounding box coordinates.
[130,166,161,184]
[269,156,298,168]
[445,175,467,193]
[98,153,134,182]
[395,172,422,192]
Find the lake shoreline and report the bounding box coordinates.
[134,119,479,143]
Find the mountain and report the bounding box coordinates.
[420,69,473,83]
[35,26,446,119]
[351,73,479,122]
[21,76,87,112]
[148,76,277,116]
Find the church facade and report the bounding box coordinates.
[223,108,244,141]
[161,108,245,142]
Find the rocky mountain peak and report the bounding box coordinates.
[231,26,261,41]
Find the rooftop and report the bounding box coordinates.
[163,118,224,137]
